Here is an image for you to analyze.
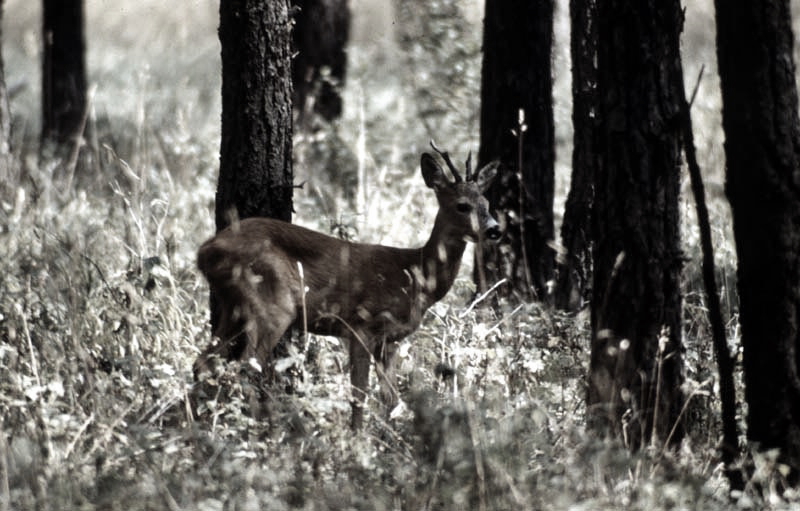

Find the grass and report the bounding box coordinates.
[1,0,798,509]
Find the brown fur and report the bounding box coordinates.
[196,152,499,428]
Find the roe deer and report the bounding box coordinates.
[195,144,499,428]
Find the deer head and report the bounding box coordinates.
[423,141,500,245]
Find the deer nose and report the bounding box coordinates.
[485,225,501,242]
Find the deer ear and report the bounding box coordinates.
[421,153,449,190]
[475,161,499,193]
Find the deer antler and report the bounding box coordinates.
[465,151,473,181]
[430,140,463,183]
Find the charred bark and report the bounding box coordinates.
[715,0,800,483]
[42,0,86,149]
[474,0,556,301]
[587,0,685,449]
[217,0,294,229]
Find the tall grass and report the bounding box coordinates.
[0,0,794,509]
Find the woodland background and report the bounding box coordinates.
[1,0,800,509]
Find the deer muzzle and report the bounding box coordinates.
[484,218,501,242]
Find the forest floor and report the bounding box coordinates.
[1,0,798,509]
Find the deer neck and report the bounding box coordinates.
[419,212,467,304]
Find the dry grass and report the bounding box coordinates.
[0,0,797,509]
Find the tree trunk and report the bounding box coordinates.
[41,0,86,148]
[217,0,294,230]
[715,0,800,480]
[554,0,596,311]
[474,0,555,301]
[587,0,685,449]
[292,0,350,122]
[214,0,294,349]
[0,0,11,189]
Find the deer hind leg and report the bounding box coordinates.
[235,266,298,371]
[195,264,297,377]
[349,334,371,429]
[375,341,400,413]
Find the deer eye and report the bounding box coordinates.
[456,203,472,213]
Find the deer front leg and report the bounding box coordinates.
[349,335,371,429]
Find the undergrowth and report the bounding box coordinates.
[0,0,796,509]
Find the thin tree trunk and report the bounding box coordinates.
[678,70,744,492]
[0,0,11,190]
[42,0,86,148]
[292,0,350,122]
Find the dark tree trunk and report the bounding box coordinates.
[292,0,350,122]
[587,0,685,449]
[214,0,294,348]
[42,0,86,148]
[715,0,800,480]
[554,0,597,311]
[474,0,555,301]
[217,0,294,230]
[0,0,11,188]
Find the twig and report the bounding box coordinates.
[460,278,508,317]
[64,413,94,460]
[650,328,667,449]
[158,479,182,511]
[514,109,534,298]
[298,262,309,352]
[0,433,9,511]
[660,379,712,460]
[482,303,524,340]
[63,84,97,193]
[688,65,705,108]
[20,276,40,386]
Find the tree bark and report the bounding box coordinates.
[474,0,555,301]
[0,0,11,189]
[41,0,86,148]
[715,0,800,481]
[587,0,685,449]
[216,0,294,230]
[554,0,596,311]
